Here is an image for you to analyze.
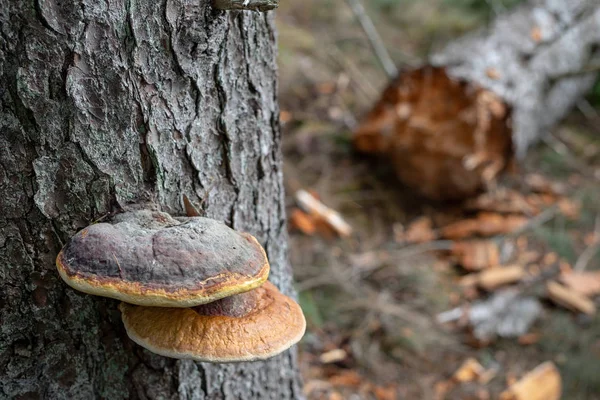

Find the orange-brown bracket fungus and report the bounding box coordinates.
[56,210,269,307]
[119,282,306,362]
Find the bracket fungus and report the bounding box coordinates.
[120,282,306,362]
[56,210,269,307]
[55,209,306,362]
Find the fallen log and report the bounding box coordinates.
[355,0,600,200]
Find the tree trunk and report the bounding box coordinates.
[354,0,600,201]
[432,0,600,158]
[0,1,303,399]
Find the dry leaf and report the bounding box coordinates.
[373,385,397,400]
[289,208,316,235]
[452,240,500,271]
[328,370,362,387]
[453,358,485,383]
[440,213,527,240]
[518,332,540,345]
[557,198,580,220]
[500,361,561,400]
[397,216,437,243]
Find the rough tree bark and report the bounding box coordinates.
[0,1,303,399]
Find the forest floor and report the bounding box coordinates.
[276,1,600,399]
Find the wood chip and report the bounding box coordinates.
[477,265,526,290]
[319,349,347,364]
[499,361,561,400]
[560,271,600,297]
[546,281,596,315]
[295,190,352,237]
[453,358,485,383]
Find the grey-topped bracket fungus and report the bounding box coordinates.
[119,281,306,362]
[56,210,270,307]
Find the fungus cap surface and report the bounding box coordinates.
[119,281,306,362]
[56,210,269,307]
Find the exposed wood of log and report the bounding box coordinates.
[354,0,600,200]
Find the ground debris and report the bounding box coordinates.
[499,361,561,400]
[475,265,526,291]
[559,270,600,297]
[546,280,596,315]
[440,213,528,240]
[290,208,317,235]
[291,190,353,238]
[468,290,542,341]
[452,358,486,383]
[452,240,500,271]
[395,216,438,244]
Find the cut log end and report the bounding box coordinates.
[354,66,513,201]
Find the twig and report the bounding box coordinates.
[295,190,353,237]
[574,214,600,272]
[112,252,124,279]
[345,0,398,79]
[577,98,600,122]
[542,134,600,181]
[501,205,559,239]
[392,240,455,259]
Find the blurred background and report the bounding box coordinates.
[276,0,600,399]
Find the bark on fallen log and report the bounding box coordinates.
[355,0,600,201]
